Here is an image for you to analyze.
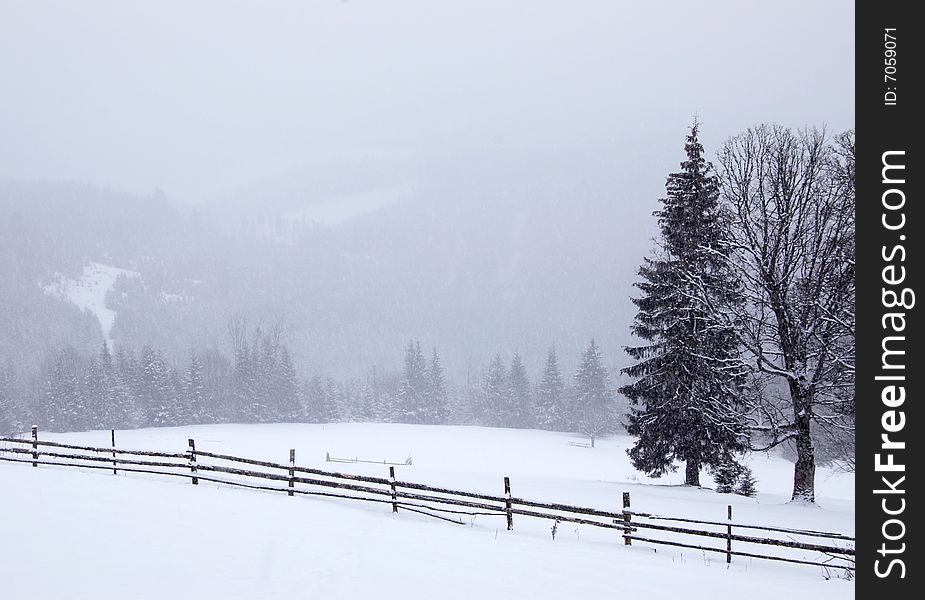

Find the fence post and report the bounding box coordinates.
[726,505,733,564]
[31,426,38,467]
[389,466,398,513]
[622,492,632,545]
[504,476,513,531]
[288,449,296,496]
[111,429,117,475]
[188,438,198,485]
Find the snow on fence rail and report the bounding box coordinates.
[0,427,854,573]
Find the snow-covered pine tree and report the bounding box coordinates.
[735,465,758,497]
[426,347,448,424]
[338,379,359,422]
[83,353,106,430]
[357,381,377,422]
[186,351,206,424]
[572,340,612,445]
[507,351,532,428]
[480,353,509,427]
[166,367,184,426]
[96,342,117,428]
[114,347,142,428]
[274,346,301,422]
[535,346,565,431]
[141,345,175,427]
[396,341,428,424]
[301,376,325,423]
[322,377,342,423]
[57,348,87,431]
[712,459,742,494]
[621,121,749,486]
[0,364,17,434]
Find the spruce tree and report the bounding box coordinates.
[186,351,206,424]
[397,341,428,424]
[325,377,345,423]
[572,340,612,445]
[426,347,448,424]
[301,376,326,423]
[274,346,301,422]
[97,341,123,428]
[141,346,175,427]
[480,353,509,427]
[358,382,377,422]
[535,346,565,431]
[84,354,106,430]
[508,351,532,428]
[621,122,748,486]
[114,347,141,428]
[0,364,16,434]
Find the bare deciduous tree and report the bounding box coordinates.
[718,125,854,503]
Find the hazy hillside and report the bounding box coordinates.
[1,167,656,384]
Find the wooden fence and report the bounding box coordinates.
[0,427,854,573]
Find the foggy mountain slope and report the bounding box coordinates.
[309,153,657,377]
[1,167,656,381]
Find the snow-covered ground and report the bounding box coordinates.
[43,261,139,348]
[0,424,854,599]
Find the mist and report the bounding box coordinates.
[1,0,853,424]
[2,1,853,202]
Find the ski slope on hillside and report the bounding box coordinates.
[0,424,854,599]
[43,262,138,348]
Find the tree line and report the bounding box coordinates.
[0,334,619,439]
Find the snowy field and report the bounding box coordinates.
[0,424,854,599]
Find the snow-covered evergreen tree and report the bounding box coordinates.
[140,345,177,427]
[185,351,206,424]
[323,377,343,423]
[83,354,106,430]
[479,353,509,427]
[273,346,301,421]
[0,364,18,434]
[426,347,448,424]
[507,351,532,428]
[396,341,428,424]
[535,346,565,431]
[114,347,142,428]
[572,340,612,444]
[621,122,748,486]
[44,348,85,432]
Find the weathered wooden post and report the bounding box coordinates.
[504,476,513,531]
[389,466,398,513]
[288,449,296,496]
[31,426,38,468]
[726,505,733,564]
[188,438,198,485]
[622,492,632,545]
[111,429,117,475]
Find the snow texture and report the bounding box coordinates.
[0,423,853,599]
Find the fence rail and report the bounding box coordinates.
[0,428,855,573]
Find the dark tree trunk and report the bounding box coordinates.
[790,382,816,503]
[685,460,701,486]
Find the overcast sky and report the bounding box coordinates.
[1,0,854,206]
